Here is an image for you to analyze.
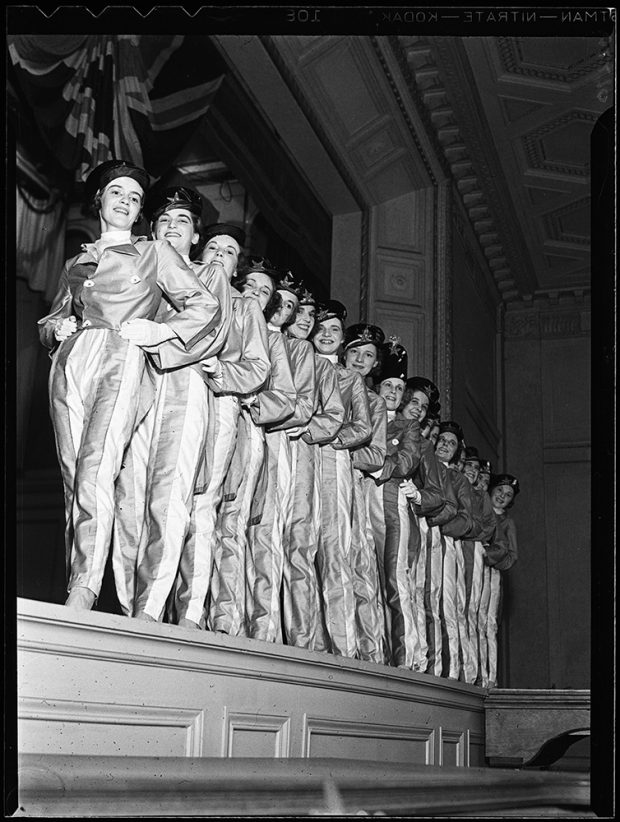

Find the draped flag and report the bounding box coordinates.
[8,34,224,184]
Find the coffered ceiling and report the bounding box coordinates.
[401,35,610,302]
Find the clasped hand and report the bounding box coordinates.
[119,319,173,346]
[400,478,419,498]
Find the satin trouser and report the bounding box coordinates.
[209,408,265,635]
[460,539,485,684]
[411,516,431,672]
[486,567,502,686]
[115,367,210,620]
[246,429,292,642]
[382,484,419,668]
[440,534,460,679]
[365,477,391,664]
[316,444,358,658]
[423,525,444,676]
[173,393,240,626]
[282,436,322,649]
[49,329,146,599]
[350,469,384,663]
[477,565,492,687]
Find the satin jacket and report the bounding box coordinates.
[377,416,421,483]
[331,364,372,450]
[411,438,450,521]
[485,511,518,571]
[302,355,344,446]
[351,388,387,474]
[146,260,232,370]
[250,330,297,427]
[468,486,498,544]
[203,289,270,397]
[439,465,476,539]
[38,237,220,363]
[269,336,316,431]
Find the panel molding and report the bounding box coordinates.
[223,709,291,758]
[439,728,468,767]
[19,697,204,756]
[303,715,436,764]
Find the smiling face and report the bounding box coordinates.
[239,271,275,311]
[270,290,299,328]
[313,318,344,355]
[153,207,199,256]
[99,176,144,232]
[463,459,480,486]
[435,431,459,464]
[378,378,405,411]
[476,471,490,492]
[344,343,378,377]
[401,390,430,425]
[490,483,515,511]
[287,303,316,340]
[201,234,240,280]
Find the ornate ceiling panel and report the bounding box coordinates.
[399,34,611,302]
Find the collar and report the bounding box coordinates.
[267,323,281,333]
[317,352,339,363]
[387,409,396,421]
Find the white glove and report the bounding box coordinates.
[400,478,422,504]
[54,316,78,342]
[119,320,175,346]
[201,357,222,378]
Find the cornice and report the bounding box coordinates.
[395,35,541,304]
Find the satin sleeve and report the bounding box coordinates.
[352,391,387,473]
[414,440,448,518]
[440,468,475,539]
[249,332,297,426]
[269,337,316,430]
[485,515,518,571]
[205,299,270,396]
[474,488,498,544]
[146,264,232,369]
[153,240,221,351]
[378,418,421,482]
[37,261,74,351]
[302,357,344,445]
[332,370,372,450]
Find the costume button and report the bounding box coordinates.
[130,275,141,284]
[84,279,95,287]
[82,320,92,327]
[391,438,400,445]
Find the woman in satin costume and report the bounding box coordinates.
[208,260,297,636]
[482,473,519,687]
[305,316,373,659]
[171,228,271,631]
[399,378,455,674]
[246,273,316,643]
[368,340,422,669]
[112,190,234,622]
[338,319,388,664]
[38,160,220,613]
[459,447,498,684]
[282,292,344,650]
[433,421,478,679]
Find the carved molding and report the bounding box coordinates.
[504,305,591,339]
[497,36,608,83]
[223,710,291,758]
[395,35,535,304]
[522,111,597,176]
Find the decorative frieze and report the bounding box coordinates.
[504,303,591,339]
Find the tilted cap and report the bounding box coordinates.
[146,186,203,223]
[463,446,481,464]
[84,159,150,207]
[316,300,348,325]
[343,323,385,351]
[489,473,520,495]
[202,222,246,247]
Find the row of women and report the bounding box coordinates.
[38,159,519,688]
